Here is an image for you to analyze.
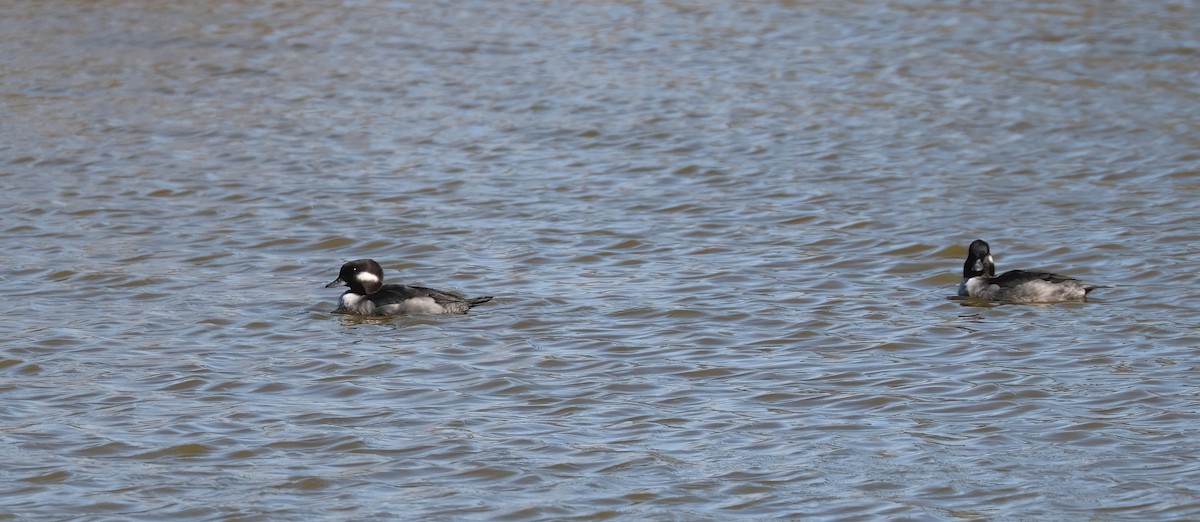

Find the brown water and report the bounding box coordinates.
[3,0,1200,519]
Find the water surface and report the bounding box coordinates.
[3,0,1200,519]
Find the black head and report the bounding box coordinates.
[325,259,385,295]
[963,239,996,278]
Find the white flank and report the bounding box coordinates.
[963,277,996,299]
[397,296,445,314]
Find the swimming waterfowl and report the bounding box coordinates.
[325,259,492,315]
[958,239,1102,303]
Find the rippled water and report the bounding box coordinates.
[3,0,1200,519]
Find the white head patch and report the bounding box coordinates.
[356,271,380,285]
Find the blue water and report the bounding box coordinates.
[3,1,1199,519]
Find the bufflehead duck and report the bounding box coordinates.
[325,259,492,315]
[958,239,1102,303]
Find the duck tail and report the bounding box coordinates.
[468,296,494,307]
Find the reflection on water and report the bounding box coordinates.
[3,0,1200,519]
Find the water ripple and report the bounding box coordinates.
[3,0,1200,520]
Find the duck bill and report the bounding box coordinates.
[973,255,995,271]
[982,255,996,276]
[325,277,346,288]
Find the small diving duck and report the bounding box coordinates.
[325,259,492,315]
[958,239,1102,303]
